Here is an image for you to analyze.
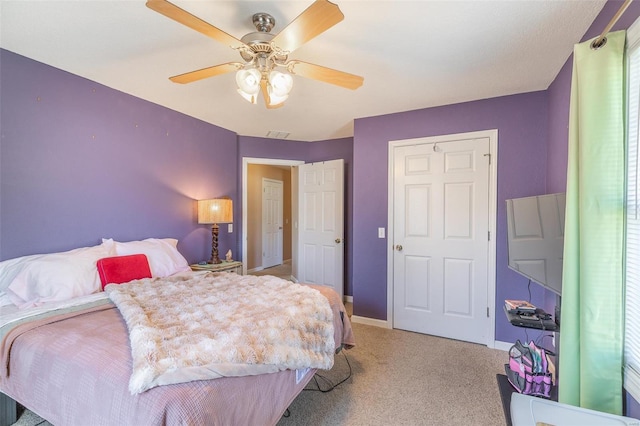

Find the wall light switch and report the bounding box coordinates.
[228,224,233,233]
[378,227,385,238]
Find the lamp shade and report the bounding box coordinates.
[198,199,233,224]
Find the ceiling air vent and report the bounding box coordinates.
[266,130,290,139]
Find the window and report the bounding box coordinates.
[625,18,640,401]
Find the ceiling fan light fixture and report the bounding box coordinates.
[267,89,288,107]
[237,89,257,104]
[268,71,293,97]
[149,0,364,109]
[236,68,262,95]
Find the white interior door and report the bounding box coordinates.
[262,178,283,269]
[391,136,490,344]
[297,159,344,300]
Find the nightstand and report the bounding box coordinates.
[190,260,243,275]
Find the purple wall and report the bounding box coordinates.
[350,0,640,354]
[0,49,238,264]
[546,57,573,194]
[0,51,356,295]
[352,92,549,346]
[237,136,354,296]
[629,392,640,421]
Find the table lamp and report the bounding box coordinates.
[198,198,233,264]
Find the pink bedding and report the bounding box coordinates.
[0,284,354,425]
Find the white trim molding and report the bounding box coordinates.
[350,315,391,329]
[241,157,305,276]
[493,340,513,352]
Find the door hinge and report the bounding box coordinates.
[487,307,490,318]
[488,231,490,241]
[484,153,491,164]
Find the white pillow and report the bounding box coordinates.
[102,238,190,278]
[5,243,111,309]
[0,253,45,293]
[0,243,115,293]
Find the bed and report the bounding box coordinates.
[0,239,355,425]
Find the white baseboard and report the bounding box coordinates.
[343,295,353,304]
[350,315,391,329]
[349,317,514,349]
[493,340,513,352]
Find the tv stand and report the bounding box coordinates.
[504,306,559,332]
[500,298,561,424]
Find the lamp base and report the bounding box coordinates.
[209,223,222,265]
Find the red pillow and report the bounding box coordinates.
[97,254,152,290]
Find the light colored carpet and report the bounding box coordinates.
[277,322,507,426]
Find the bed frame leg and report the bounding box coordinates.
[0,392,17,426]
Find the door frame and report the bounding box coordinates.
[385,129,498,348]
[242,157,304,275]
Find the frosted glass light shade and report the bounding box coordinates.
[198,198,233,224]
[267,89,288,107]
[269,71,293,97]
[237,89,257,104]
[236,69,261,95]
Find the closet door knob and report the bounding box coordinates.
[335,238,342,244]
[395,245,403,251]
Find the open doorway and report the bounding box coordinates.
[242,158,304,278]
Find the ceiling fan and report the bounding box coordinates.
[146,0,364,109]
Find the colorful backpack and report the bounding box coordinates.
[505,340,553,398]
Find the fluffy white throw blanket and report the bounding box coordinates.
[105,273,335,394]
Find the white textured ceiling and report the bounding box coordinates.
[0,0,606,142]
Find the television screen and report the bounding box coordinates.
[505,193,565,296]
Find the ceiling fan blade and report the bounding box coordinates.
[271,0,344,54]
[146,0,248,50]
[260,79,284,109]
[287,60,363,90]
[169,62,243,84]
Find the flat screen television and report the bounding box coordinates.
[505,193,565,296]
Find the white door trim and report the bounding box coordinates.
[385,129,498,348]
[241,157,304,276]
